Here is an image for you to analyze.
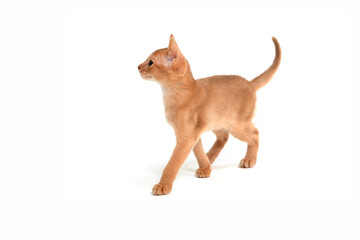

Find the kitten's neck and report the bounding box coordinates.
[161,67,196,109]
[162,81,195,99]
[161,80,197,107]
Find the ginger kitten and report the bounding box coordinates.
[138,35,281,195]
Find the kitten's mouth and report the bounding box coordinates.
[140,72,153,80]
[144,76,154,80]
[138,67,154,81]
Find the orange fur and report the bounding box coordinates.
[138,35,281,195]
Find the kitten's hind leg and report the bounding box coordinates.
[206,130,229,164]
[230,123,259,168]
[193,138,212,178]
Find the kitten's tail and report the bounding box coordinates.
[250,37,281,91]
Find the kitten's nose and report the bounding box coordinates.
[138,64,142,70]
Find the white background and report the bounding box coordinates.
[1,1,360,240]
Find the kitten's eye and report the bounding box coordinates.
[148,60,154,66]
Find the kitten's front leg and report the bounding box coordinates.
[152,138,196,195]
[193,138,212,178]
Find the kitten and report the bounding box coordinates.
[138,35,281,195]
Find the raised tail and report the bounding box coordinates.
[250,37,281,91]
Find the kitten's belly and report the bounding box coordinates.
[202,114,235,132]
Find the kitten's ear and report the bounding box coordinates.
[168,34,180,58]
[167,34,187,74]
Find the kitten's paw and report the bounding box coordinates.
[152,183,171,195]
[196,167,211,178]
[239,158,256,168]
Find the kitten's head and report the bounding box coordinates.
[138,35,190,84]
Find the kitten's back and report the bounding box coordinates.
[196,75,256,126]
